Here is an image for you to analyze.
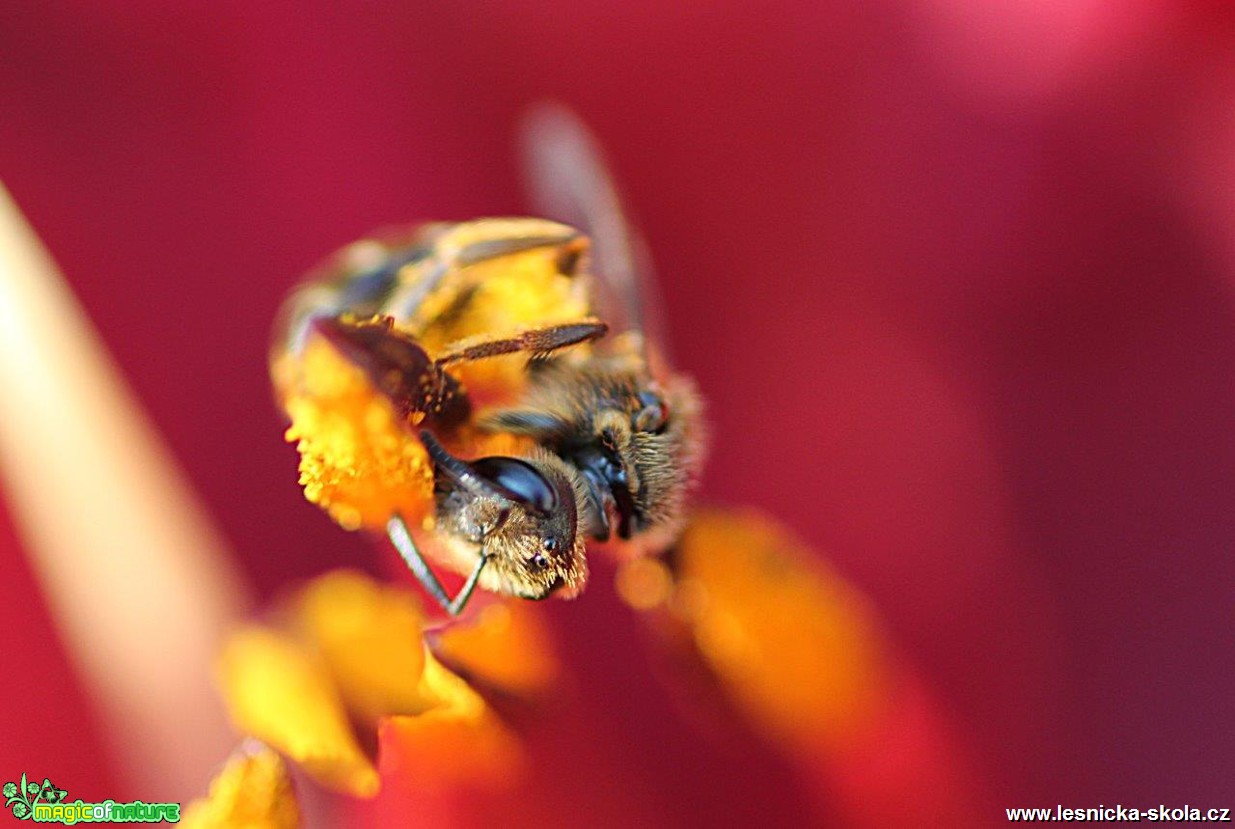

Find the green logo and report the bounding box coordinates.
[3,775,179,824]
[3,775,65,821]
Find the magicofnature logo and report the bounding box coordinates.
[3,774,179,824]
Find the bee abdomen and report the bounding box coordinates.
[333,242,432,314]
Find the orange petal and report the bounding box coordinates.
[378,711,523,794]
[181,742,301,829]
[378,652,523,791]
[290,570,432,726]
[216,626,378,797]
[433,601,560,695]
[667,508,890,750]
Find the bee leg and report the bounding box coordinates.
[434,319,608,367]
[449,550,492,615]
[387,515,490,616]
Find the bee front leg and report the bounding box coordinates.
[434,318,608,367]
[387,515,490,616]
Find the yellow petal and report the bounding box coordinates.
[415,647,491,718]
[216,626,378,797]
[668,509,890,750]
[433,601,560,695]
[291,570,432,725]
[181,742,301,829]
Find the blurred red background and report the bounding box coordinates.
[3,1,1234,823]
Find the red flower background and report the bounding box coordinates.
[3,1,1234,824]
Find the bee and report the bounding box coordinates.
[272,110,703,614]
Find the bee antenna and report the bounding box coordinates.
[419,430,508,502]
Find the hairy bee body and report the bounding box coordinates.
[273,217,704,605]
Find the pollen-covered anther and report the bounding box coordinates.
[275,333,434,530]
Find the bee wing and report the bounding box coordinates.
[519,104,671,362]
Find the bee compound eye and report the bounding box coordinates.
[470,457,559,514]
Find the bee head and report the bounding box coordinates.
[421,431,588,600]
